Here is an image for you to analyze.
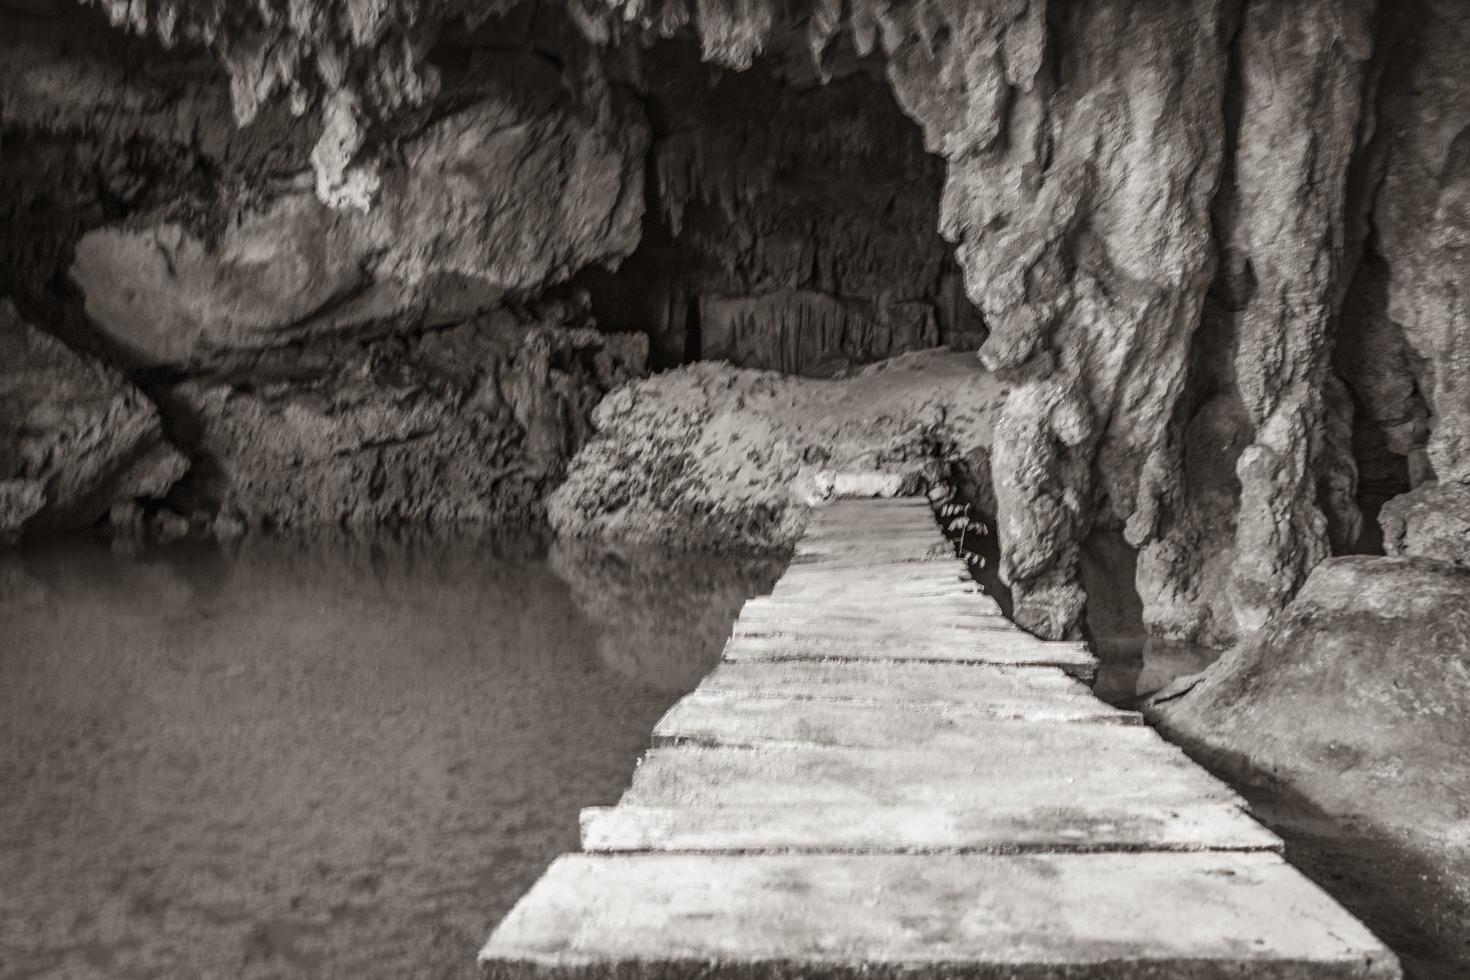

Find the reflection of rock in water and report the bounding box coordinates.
[1134,641,1220,701]
[0,554,47,609]
[550,539,785,694]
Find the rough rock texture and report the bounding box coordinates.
[161,317,645,532]
[578,0,1462,649]
[1,3,656,540]
[1138,0,1379,646]
[1368,0,1470,490]
[67,52,647,367]
[6,0,1470,649]
[1379,483,1470,566]
[549,350,1003,551]
[1152,555,1470,838]
[1148,555,1470,979]
[0,301,186,544]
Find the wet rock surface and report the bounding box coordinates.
[1149,555,1470,979]
[0,301,186,544]
[548,350,1003,552]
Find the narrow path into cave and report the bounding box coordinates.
[480,495,1399,979]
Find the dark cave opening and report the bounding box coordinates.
[571,32,985,376]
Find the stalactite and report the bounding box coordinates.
[653,128,773,235]
[699,290,939,376]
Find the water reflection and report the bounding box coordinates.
[0,533,777,979]
[1092,638,1222,710]
[550,540,786,694]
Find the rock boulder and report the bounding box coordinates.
[162,316,646,532]
[69,54,648,367]
[1379,483,1470,567]
[0,301,186,544]
[1150,556,1470,845]
[548,350,1002,552]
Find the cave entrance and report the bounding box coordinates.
[571,32,985,376]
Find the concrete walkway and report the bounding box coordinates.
[480,497,1400,979]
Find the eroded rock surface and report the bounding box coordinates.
[1148,555,1470,977]
[162,317,645,532]
[68,55,648,367]
[0,301,186,544]
[1151,554,1470,841]
[549,350,1002,551]
[1370,0,1470,489]
[1379,483,1470,566]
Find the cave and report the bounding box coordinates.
[566,33,984,375]
[3,1,1469,978]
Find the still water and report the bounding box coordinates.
[0,534,781,980]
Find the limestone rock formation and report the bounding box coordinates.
[1370,0,1470,491]
[1151,554,1470,840]
[0,301,187,544]
[1379,483,1470,567]
[68,53,648,366]
[161,317,645,532]
[548,350,1002,551]
[1148,556,1470,976]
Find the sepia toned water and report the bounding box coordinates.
[0,534,782,980]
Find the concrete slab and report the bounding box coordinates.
[769,580,1002,611]
[796,526,947,541]
[758,581,987,599]
[800,523,948,538]
[722,633,1099,681]
[743,592,999,610]
[794,544,955,563]
[735,600,1016,631]
[805,497,933,510]
[796,529,948,544]
[619,745,1245,809]
[654,692,1165,748]
[789,548,957,564]
[769,575,987,597]
[579,802,1283,854]
[773,562,971,583]
[693,660,1138,723]
[732,614,1023,635]
[479,852,1399,980]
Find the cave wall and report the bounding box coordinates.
[0,0,980,541]
[3,0,1469,653]
[572,0,1467,649]
[0,0,654,539]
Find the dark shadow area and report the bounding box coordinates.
[575,33,984,375]
[1077,529,1223,709]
